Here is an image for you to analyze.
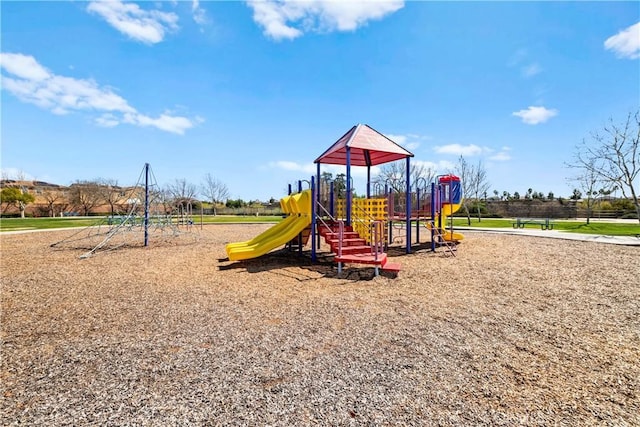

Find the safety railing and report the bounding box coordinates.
[352,201,388,247]
[370,220,384,259]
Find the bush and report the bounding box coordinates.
[612,199,635,210]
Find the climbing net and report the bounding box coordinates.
[51,164,197,258]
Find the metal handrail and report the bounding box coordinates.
[315,200,337,232]
[315,199,348,261]
[352,200,388,248]
[370,220,384,260]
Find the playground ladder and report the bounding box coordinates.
[429,221,457,257]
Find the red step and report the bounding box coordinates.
[326,238,367,246]
[331,245,373,255]
[334,254,401,271]
[322,231,360,240]
[319,225,353,234]
[335,252,388,266]
[381,262,402,272]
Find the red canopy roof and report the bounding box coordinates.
[314,124,414,167]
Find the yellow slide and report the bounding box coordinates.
[427,202,464,241]
[225,190,312,261]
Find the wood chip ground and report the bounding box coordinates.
[1,224,639,425]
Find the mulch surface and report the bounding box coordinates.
[1,224,639,425]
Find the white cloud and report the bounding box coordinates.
[434,144,484,156]
[269,161,317,174]
[0,53,50,81]
[604,22,640,59]
[95,113,120,128]
[192,0,207,26]
[123,112,196,135]
[512,106,558,125]
[522,62,542,78]
[489,151,511,161]
[246,0,404,40]
[507,48,527,67]
[508,49,544,78]
[1,52,198,135]
[385,133,407,145]
[87,0,179,44]
[414,159,454,174]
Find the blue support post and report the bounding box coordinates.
[438,183,444,230]
[431,182,436,252]
[366,165,371,198]
[405,157,411,254]
[317,164,322,250]
[346,147,352,226]
[385,184,391,244]
[311,175,316,262]
[288,183,292,195]
[144,162,149,247]
[416,187,420,244]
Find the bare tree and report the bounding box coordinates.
[566,157,608,224]
[42,189,68,217]
[69,181,102,216]
[373,160,436,193]
[570,111,640,223]
[455,156,490,224]
[0,169,26,181]
[96,178,121,216]
[167,178,198,210]
[201,173,229,215]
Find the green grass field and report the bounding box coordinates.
[0,215,284,232]
[2,215,639,236]
[450,217,640,236]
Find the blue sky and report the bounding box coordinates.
[1,1,639,201]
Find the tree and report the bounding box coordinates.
[42,189,68,217]
[201,173,229,215]
[167,178,198,211]
[567,158,608,224]
[225,198,247,209]
[455,156,491,224]
[373,160,436,194]
[526,188,533,200]
[0,187,35,218]
[318,171,334,202]
[96,178,121,216]
[69,181,102,215]
[334,173,347,199]
[570,111,640,223]
[547,191,554,201]
[570,189,582,201]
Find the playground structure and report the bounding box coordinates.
[226,124,464,275]
[51,163,197,258]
